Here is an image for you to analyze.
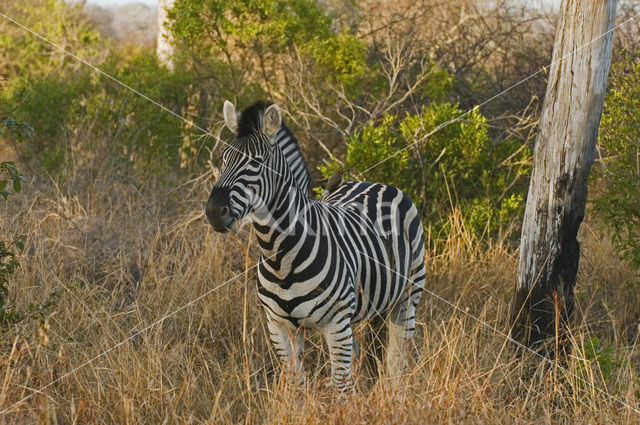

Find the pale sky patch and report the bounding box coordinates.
[87,0,157,7]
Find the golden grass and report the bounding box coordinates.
[1,173,639,424]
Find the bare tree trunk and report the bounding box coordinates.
[510,0,617,353]
[157,0,175,70]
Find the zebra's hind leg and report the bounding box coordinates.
[323,319,354,391]
[265,316,305,384]
[387,288,420,379]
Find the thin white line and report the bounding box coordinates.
[0,11,283,177]
[0,252,279,415]
[356,248,640,415]
[356,9,640,179]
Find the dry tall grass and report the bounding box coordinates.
[1,172,639,424]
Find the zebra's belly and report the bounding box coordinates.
[256,272,357,329]
[256,256,406,329]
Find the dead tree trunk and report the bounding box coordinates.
[157,0,176,70]
[510,0,616,353]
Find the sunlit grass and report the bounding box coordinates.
[1,174,639,424]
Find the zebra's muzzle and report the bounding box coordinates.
[205,187,235,233]
[205,201,235,233]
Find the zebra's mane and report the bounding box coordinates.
[237,100,272,138]
[237,101,311,193]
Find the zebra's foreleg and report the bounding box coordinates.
[323,319,354,390]
[265,316,305,383]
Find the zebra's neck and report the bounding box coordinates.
[250,161,317,263]
[274,125,310,194]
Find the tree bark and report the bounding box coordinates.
[157,0,176,70]
[510,0,617,353]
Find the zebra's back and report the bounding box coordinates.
[322,181,425,322]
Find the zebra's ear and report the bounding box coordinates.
[263,104,282,140]
[223,100,238,133]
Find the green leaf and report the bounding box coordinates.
[14,240,24,251]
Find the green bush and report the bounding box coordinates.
[575,337,620,390]
[321,103,531,246]
[1,0,201,179]
[303,31,371,96]
[6,50,194,177]
[170,0,333,51]
[593,53,640,269]
[0,113,29,324]
[0,0,103,86]
[169,0,372,101]
[96,52,195,175]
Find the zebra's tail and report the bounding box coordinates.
[406,203,426,293]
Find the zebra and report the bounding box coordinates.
[205,100,426,389]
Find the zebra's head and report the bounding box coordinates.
[205,100,287,233]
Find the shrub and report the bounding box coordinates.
[1,0,200,179]
[169,0,373,104]
[575,336,620,392]
[592,52,640,269]
[321,103,531,246]
[0,113,29,323]
[0,0,103,84]
[6,51,194,178]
